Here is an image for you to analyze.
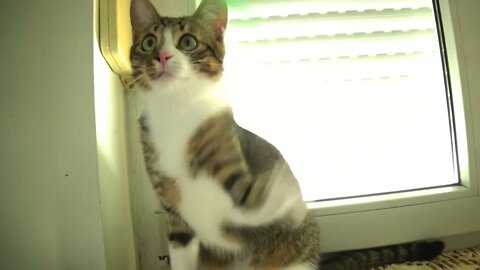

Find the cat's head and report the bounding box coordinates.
[129,0,227,90]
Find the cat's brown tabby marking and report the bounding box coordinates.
[188,110,275,208]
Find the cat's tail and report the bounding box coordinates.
[320,241,444,270]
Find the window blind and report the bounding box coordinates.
[224,0,441,81]
[218,0,455,201]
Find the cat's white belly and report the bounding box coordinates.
[150,124,242,251]
[140,80,242,252]
[150,122,242,252]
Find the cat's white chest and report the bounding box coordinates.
[140,80,226,178]
[139,80,242,251]
[144,102,200,178]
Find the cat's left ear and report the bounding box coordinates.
[194,0,228,41]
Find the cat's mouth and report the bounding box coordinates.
[154,69,187,81]
[155,71,174,79]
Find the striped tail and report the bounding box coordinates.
[321,241,445,270]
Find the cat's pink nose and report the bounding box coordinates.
[159,52,173,65]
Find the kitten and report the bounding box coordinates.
[128,0,444,269]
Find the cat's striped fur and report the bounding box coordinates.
[129,0,444,269]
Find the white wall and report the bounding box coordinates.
[0,0,137,269]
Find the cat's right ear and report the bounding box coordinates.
[194,0,228,41]
[130,0,159,36]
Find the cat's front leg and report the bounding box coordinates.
[166,211,199,270]
[228,161,308,227]
[188,113,307,226]
[169,237,199,270]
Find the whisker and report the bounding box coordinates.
[126,73,149,89]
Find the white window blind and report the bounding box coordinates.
[218,0,457,201]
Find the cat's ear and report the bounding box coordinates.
[130,0,160,35]
[194,0,228,41]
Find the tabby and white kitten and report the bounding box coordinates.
[129,0,444,269]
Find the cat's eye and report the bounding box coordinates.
[178,34,198,51]
[141,34,157,52]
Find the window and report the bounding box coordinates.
[216,0,458,201]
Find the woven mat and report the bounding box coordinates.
[374,247,480,270]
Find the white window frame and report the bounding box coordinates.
[125,1,480,268]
